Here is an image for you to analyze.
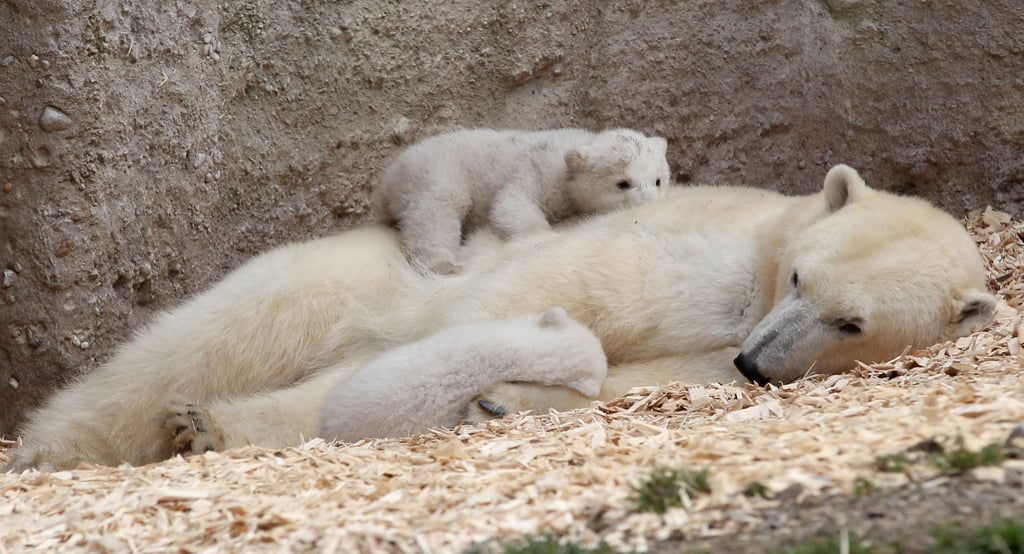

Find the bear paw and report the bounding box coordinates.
[462,382,529,424]
[461,398,511,425]
[463,381,594,425]
[164,402,225,457]
[3,446,83,473]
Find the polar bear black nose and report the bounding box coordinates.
[733,353,770,387]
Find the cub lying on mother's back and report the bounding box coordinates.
[375,128,670,274]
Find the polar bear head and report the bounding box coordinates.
[734,164,996,385]
[563,129,670,213]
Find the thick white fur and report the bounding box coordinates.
[375,127,670,273]
[318,307,607,442]
[732,165,997,384]
[6,165,994,472]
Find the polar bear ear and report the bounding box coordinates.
[565,147,590,174]
[823,164,869,213]
[951,291,997,336]
[540,306,570,329]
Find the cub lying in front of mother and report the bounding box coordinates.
[5,165,995,472]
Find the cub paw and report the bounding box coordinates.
[164,402,225,457]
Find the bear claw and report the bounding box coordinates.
[164,402,225,457]
[476,399,510,417]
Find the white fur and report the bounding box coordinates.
[318,307,607,442]
[731,165,996,385]
[375,127,670,273]
[5,165,994,472]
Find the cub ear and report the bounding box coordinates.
[648,136,668,155]
[564,146,590,173]
[823,164,869,213]
[951,291,997,336]
[540,306,570,329]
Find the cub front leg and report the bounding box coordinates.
[399,201,465,274]
[489,184,553,240]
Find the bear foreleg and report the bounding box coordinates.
[163,369,347,455]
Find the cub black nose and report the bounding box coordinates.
[734,353,770,387]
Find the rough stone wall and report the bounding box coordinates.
[1,0,1022,435]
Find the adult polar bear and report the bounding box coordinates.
[5,165,995,471]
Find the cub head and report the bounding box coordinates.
[563,129,670,213]
[734,164,996,386]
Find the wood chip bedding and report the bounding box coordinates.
[2,207,1022,553]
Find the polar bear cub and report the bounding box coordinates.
[374,128,670,274]
[319,307,607,442]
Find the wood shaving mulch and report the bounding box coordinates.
[2,207,1023,553]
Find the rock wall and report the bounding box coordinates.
[1,0,1022,435]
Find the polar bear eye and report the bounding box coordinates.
[790,271,799,288]
[617,180,632,190]
[655,179,661,187]
[838,321,862,336]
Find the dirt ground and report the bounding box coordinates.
[3,0,1024,435]
[685,467,1024,553]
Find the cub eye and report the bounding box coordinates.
[616,180,631,190]
[790,271,799,288]
[655,179,661,187]
[839,322,862,336]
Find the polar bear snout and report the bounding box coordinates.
[733,353,771,387]
[735,296,829,385]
